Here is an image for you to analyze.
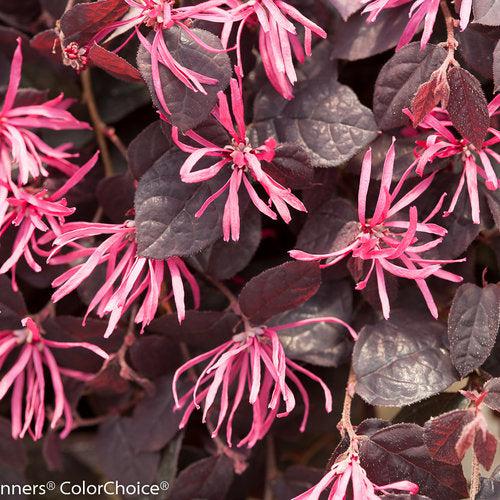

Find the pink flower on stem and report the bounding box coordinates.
[46,220,200,337]
[173,317,357,448]
[290,140,464,319]
[0,153,99,291]
[222,0,327,99]
[362,0,472,49]
[88,0,231,115]
[404,96,500,224]
[0,317,108,440]
[172,76,306,241]
[0,38,92,186]
[293,447,419,499]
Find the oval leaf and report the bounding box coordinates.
[238,261,321,325]
[353,311,458,406]
[137,26,231,131]
[134,150,225,259]
[446,67,490,148]
[447,283,500,378]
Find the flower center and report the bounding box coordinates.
[62,42,88,72]
[143,0,176,29]
[226,139,253,169]
[232,326,265,343]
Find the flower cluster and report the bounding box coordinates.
[0,39,98,290]
[47,220,200,337]
[173,317,357,448]
[294,446,419,499]
[172,75,306,241]
[291,140,464,319]
[0,317,108,440]
[404,95,500,224]
[362,0,472,49]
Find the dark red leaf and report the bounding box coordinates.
[238,261,321,325]
[423,409,474,465]
[446,67,490,148]
[474,428,498,470]
[88,43,142,82]
[484,377,500,411]
[61,0,129,46]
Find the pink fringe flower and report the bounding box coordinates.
[47,220,200,337]
[0,38,92,186]
[88,0,231,115]
[172,76,306,242]
[293,448,419,499]
[0,317,108,440]
[223,0,327,99]
[0,153,98,291]
[362,0,473,49]
[290,140,464,319]
[173,317,357,448]
[404,95,500,224]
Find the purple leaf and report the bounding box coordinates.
[134,150,225,259]
[271,280,353,367]
[88,43,142,83]
[137,26,232,131]
[360,423,468,499]
[353,311,458,406]
[484,377,500,412]
[128,120,174,180]
[168,455,234,500]
[0,275,27,329]
[263,143,314,189]
[473,0,500,26]
[60,0,128,46]
[97,417,161,485]
[331,5,413,61]
[0,416,26,471]
[373,43,447,130]
[295,197,357,254]
[446,67,490,148]
[423,409,474,465]
[325,0,364,21]
[238,261,321,325]
[96,172,135,223]
[253,78,377,167]
[190,208,261,280]
[457,27,496,80]
[477,466,500,499]
[447,283,500,378]
[474,428,497,470]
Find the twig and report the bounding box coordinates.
[439,0,459,64]
[264,436,278,500]
[470,453,481,500]
[64,0,76,13]
[80,69,114,178]
[339,367,357,442]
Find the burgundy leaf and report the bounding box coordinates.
[373,43,447,130]
[137,27,232,131]
[446,67,490,148]
[474,428,498,470]
[473,0,500,26]
[134,150,225,259]
[0,275,27,329]
[238,261,321,325]
[494,40,500,92]
[263,143,314,189]
[128,120,174,180]
[353,311,458,406]
[423,409,474,465]
[96,172,135,224]
[325,0,364,21]
[253,78,377,168]
[88,43,142,83]
[360,423,469,499]
[166,455,234,500]
[447,283,500,378]
[484,377,500,412]
[411,77,442,126]
[60,0,129,46]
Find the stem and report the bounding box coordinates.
[339,367,357,442]
[80,69,114,178]
[64,0,76,12]
[470,453,481,500]
[264,436,278,500]
[439,0,458,63]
